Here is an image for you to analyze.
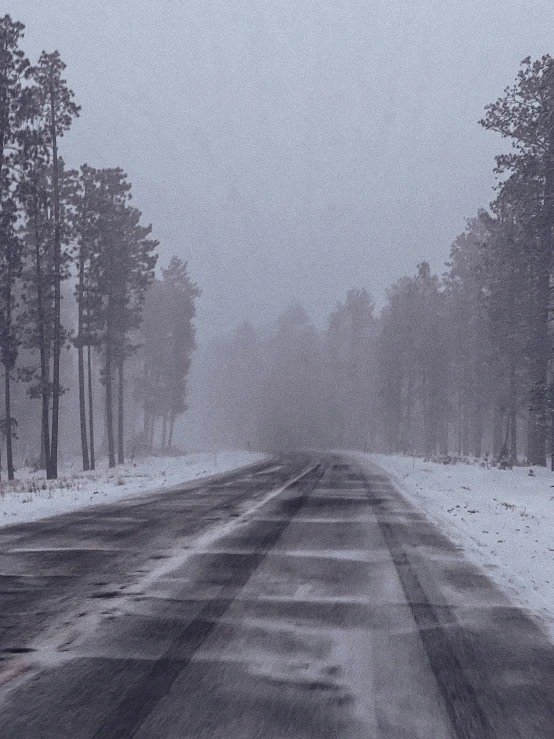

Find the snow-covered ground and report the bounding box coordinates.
[0,451,266,528]
[361,453,554,636]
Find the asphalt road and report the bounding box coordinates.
[0,454,553,737]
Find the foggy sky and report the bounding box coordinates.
[7,0,554,341]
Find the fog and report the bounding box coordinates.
[7,0,554,341]
[4,1,554,463]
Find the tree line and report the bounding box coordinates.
[0,16,198,480]
[379,55,554,467]
[196,290,377,452]
[201,55,554,468]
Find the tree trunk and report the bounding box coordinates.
[529,130,554,466]
[40,422,46,471]
[143,411,150,449]
[117,360,124,465]
[0,117,13,481]
[77,343,89,475]
[105,344,115,468]
[0,131,4,483]
[40,375,51,474]
[404,374,413,455]
[493,405,504,461]
[87,343,95,470]
[474,391,483,458]
[551,406,554,472]
[511,404,518,464]
[4,367,13,481]
[457,394,463,457]
[503,414,511,451]
[168,412,175,449]
[77,211,89,470]
[438,415,448,456]
[142,363,149,439]
[32,209,51,473]
[509,362,517,464]
[48,86,61,480]
[161,414,167,452]
[461,396,470,457]
[143,409,148,438]
[3,257,14,481]
[528,373,548,466]
[423,372,434,459]
[527,406,533,464]
[528,265,549,467]
[77,342,89,470]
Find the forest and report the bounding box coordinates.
[4,12,554,476]
[199,56,554,469]
[0,16,199,480]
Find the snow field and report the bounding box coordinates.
[361,454,554,638]
[0,451,266,527]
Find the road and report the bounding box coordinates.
[0,454,553,737]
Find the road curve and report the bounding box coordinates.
[0,454,552,737]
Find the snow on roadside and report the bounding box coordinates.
[0,451,266,528]
[358,453,554,635]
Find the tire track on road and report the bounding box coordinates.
[90,463,325,739]
[0,458,306,712]
[360,468,496,739]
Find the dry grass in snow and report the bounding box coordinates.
[0,451,266,527]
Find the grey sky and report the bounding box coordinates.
[7,0,554,341]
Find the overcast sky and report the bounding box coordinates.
[7,0,554,341]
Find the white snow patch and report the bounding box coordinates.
[356,453,554,637]
[0,451,266,528]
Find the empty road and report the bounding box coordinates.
[0,454,552,737]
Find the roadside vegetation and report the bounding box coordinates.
[0,16,199,479]
[200,56,554,470]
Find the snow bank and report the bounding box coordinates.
[358,453,554,636]
[0,451,266,528]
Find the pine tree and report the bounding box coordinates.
[19,158,54,472]
[139,258,199,452]
[325,288,376,449]
[139,278,166,452]
[160,257,199,449]
[90,168,157,467]
[30,51,79,478]
[486,195,533,463]
[377,264,448,457]
[480,56,554,466]
[444,212,493,457]
[71,164,103,470]
[262,304,325,450]
[19,161,76,473]
[0,16,31,479]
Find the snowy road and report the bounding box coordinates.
[0,456,553,737]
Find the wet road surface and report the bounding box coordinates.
[0,454,553,737]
